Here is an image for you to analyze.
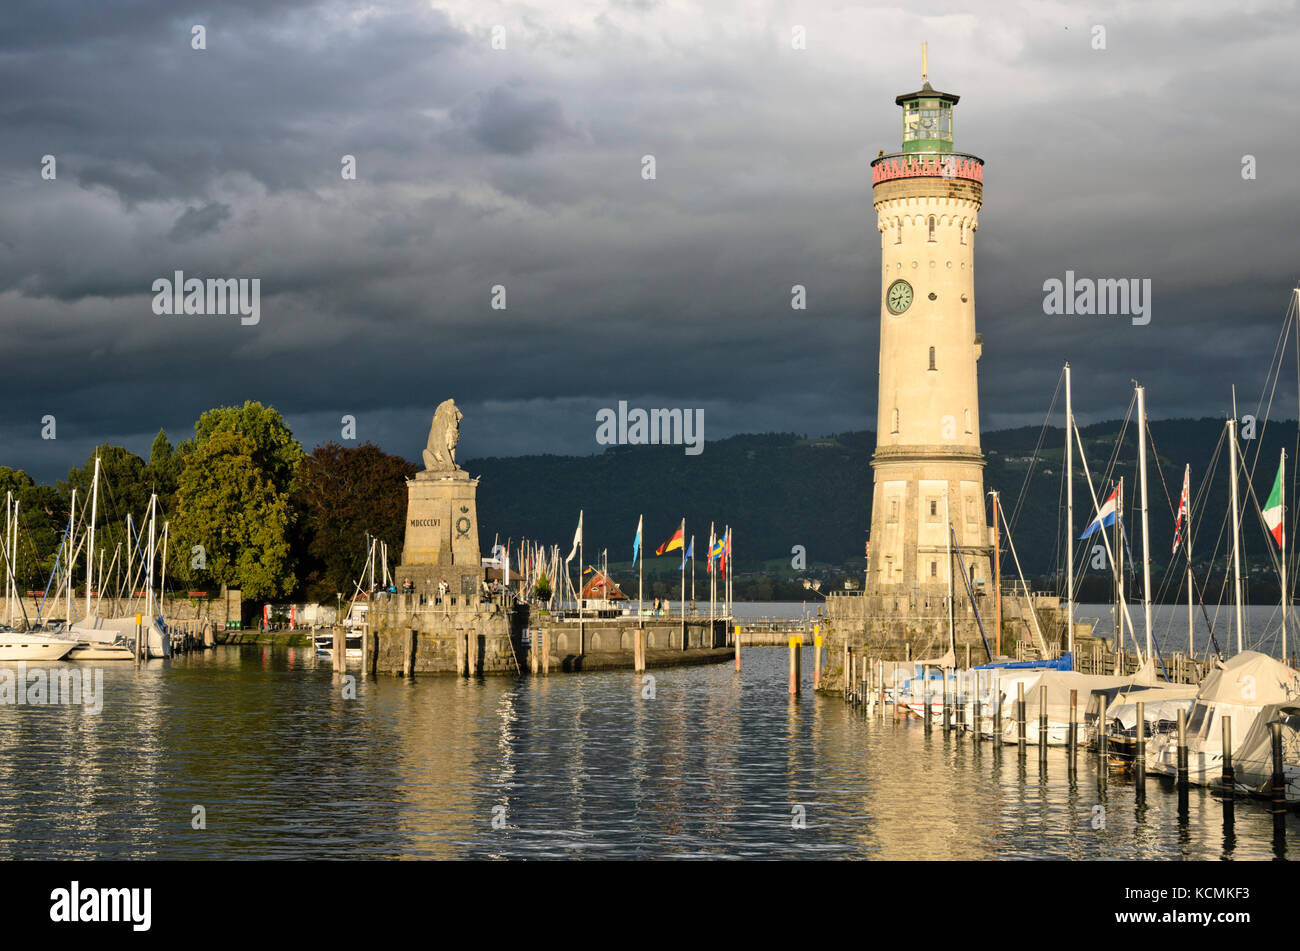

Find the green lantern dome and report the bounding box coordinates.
[895,46,958,154]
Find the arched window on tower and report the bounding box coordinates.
[964,408,971,433]
[928,216,936,242]
[928,346,936,371]
[891,408,900,434]
[960,220,967,245]
[895,221,902,244]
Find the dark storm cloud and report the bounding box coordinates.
[0,0,1297,486]
[168,201,231,241]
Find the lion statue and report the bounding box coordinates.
[422,399,464,471]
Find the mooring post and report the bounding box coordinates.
[1038,683,1048,763]
[923,666,932,734]
[788,636,801,696]
[814,634,822,690]
[993,669,1002,741]
[1068,689,1078,763]
[973,669,982,743]
[456,630,466,677]
[1134,700,1146,798]
[843,645,850,701]
[540,629,549,675]
[634,627,645,673]
[1271,720,1286,836]
[403,627,416,679]
[734,623,741,671]
[877,660,885,716]
[530,632,539,675]
[941,668,950,732]
[1221,714,1235,798]
[135,614,143,666]
[1176,707,1189,792]
[1016,681,1026,756]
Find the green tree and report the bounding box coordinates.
[178,401,303,494]
[172,430,295,600]
[146,429,181,500]
[291,442,415,602]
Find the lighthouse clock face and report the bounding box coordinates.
[886,279,914,314]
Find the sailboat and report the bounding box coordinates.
[1146,650,1300,800]
[0,490,78,661]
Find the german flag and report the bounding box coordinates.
[655,524,684,555]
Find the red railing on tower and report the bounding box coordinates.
[871,151,984,185]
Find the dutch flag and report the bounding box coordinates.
[1079,486,1119,540]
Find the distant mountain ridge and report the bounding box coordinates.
[467,418,1300,580]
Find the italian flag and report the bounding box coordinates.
[1264,460,1284,549]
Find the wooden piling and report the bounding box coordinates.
[1221,715,1235,796]
[923,666,932,734]
[134,615,143,666]
[813,634,822,690]
[972,669,982,743]
[734,623,741,671]
[1068,689,1078,762]
[456,630,467,677]
[942,669,951,732]
[1016,681,1026,755]
[1134,700,1146,797]
[788,636,801,696]
[877,659,885,716]
[1038,683,1048,763]
[540,629,549,675]
[402,627,416,679]
[1176,707,1189,791]
[1270,720,1286,835]
[1097,698,1108,759]
[332,626,345,676]
[634,628,645,673]
[362,623,373,674]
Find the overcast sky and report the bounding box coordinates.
[2,0,1299,483]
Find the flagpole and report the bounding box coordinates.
[679,518,686,644]
[709,522,715,626]
[690,535,695,608]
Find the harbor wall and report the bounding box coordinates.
[363,592,731,674]
[818,589,1068,694]
[6,586,242,628]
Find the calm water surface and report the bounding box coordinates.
[0,639,1294,860]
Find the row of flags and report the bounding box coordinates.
[648,520,729,573]
[567,512,731,574]
[1078,453,1287,556]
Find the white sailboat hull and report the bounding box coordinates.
[0,637,78,661]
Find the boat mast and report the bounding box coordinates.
[1227,416,1244,654]
[67,488,76,627]
[1065,363,1074,656]
[146,493,157,621]
[4,490,10,626]
[1115,477,1125,654]
[1184,464,1194,657]
[1136,385,1154,664]
[86,455,100,621]
[990,490,1002,657]
[945,492,955,655]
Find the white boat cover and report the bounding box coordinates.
[1195,651,1300,706]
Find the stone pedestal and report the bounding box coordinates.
[396,469,484,602]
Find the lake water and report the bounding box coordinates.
[0,636,1293,860]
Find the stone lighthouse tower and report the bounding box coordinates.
[866,49,991,617]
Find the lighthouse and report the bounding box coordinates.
[866,47,991,615]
